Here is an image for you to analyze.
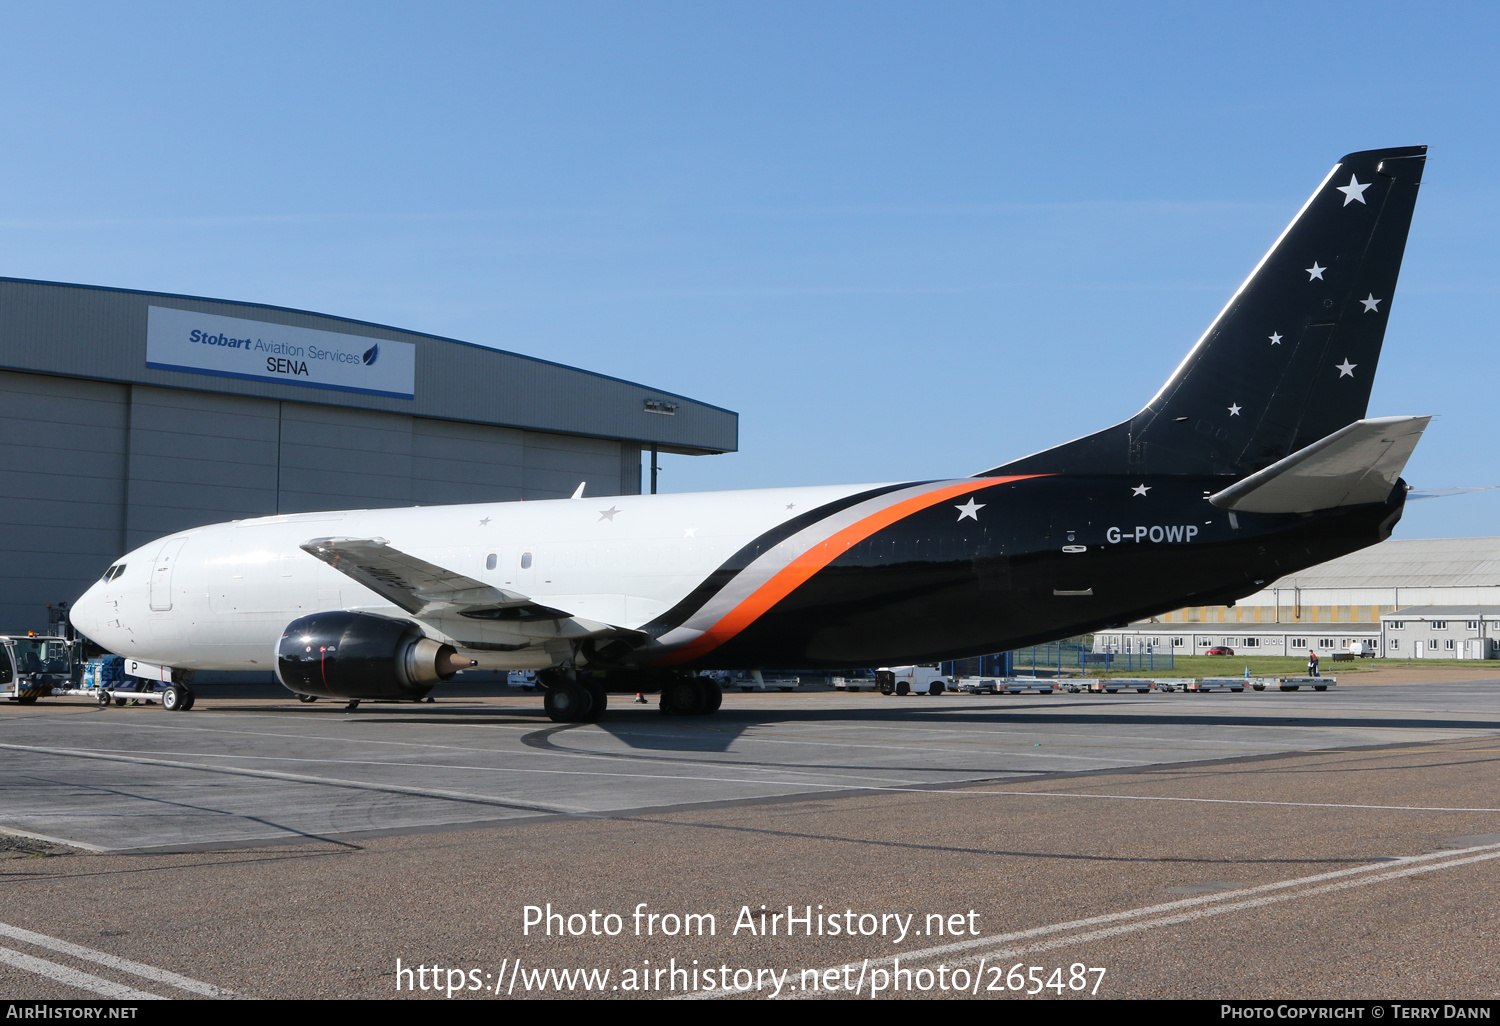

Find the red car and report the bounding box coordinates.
[1205,646,1235,656]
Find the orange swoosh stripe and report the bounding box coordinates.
[656,475,1041,666]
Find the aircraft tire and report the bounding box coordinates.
[545,679,594,722]
[182,689,196,710]
[162,685,187,712]
[697,677,722,714]
[297,694,318,703]
[659,678,704,716]
[583,680,607,721]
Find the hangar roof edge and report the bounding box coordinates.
[0,275,735,416]
[0,276,738,454]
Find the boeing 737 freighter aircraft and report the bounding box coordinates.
[70,146,1429,722]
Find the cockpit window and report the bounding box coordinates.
[101,564,126,581]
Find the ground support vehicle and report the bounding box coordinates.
[0,636,74,705]
[956,677,999,694]
[831,674,876,692]
[876,665,950,696]
[975,677,1057,695]
[713,670,800,692]
[1188,677,1247,693]
[1084,678,1154,694]
[1251,676,1336,692]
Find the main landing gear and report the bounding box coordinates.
[658,675,722,717]
[541,671,607,724]
[538,672,722,722]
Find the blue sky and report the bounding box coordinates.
[2,2,1496,537]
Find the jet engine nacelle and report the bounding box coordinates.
[276,611,461,700]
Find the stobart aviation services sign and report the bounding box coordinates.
[146,306,416,399]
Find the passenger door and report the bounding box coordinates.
[149,537,189,612]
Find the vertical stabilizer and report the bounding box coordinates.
[989,146,1426,478]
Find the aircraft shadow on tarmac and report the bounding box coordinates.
[499,700,1500,786]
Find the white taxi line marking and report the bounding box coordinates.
[0,921,233,997]
[0,946,164,1000]
[685,840,1500,999]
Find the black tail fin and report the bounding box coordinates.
[989,145,1426,478]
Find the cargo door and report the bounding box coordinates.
[149,537,189,612]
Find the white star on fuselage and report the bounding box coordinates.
[1132,484,1151,497]
[1336,358,1357,378]
[955,497,985,521]
[1360,294,1382,313]
[1228,403,1242,416]
[683,527,696,537]
[1337,174,1371,206]
[1306,262,1326,280]
[1269,332,1283,345]
[598,506,621,522]
[478,517,491,526]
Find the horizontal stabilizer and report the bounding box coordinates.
[1407,485,1498,501]
[1208,415,1429,514]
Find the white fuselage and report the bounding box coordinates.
[69,483,884,672]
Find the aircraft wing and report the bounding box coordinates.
[300,536,562,619]
[1209,415,1430,514]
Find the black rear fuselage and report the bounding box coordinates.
[701,474,1404,668]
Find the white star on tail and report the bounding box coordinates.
[1132,484,1151,497]
[1228,403,1242,416]
[1306,262,1326,280]
[1336,359,1357,378]
[1337,174,1371,206]
[1361,294,1382,313]
[1269,332,1283,345]
[955,497,985,521]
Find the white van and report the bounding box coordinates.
[875,664,949,696]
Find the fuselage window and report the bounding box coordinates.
[520,552,533,570]
[486,553,497,570]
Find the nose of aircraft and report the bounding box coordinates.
[69,582,103,642]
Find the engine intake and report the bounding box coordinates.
[276,611,463,699]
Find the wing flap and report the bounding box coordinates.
[1209,415,1430,514]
